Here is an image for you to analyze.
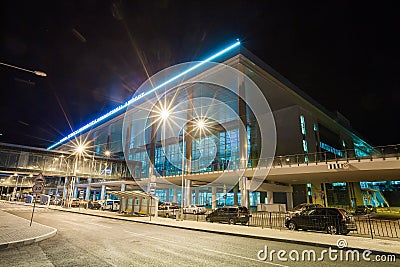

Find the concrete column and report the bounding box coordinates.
[233,183,239,206]
[85,185,91,201]
[347,182,363,208]
[73,185,78,198]
[267,191,274,204]
[286,192,293,210]
[173,187,178,203]
[311,183,325,206]
[239,177,248,207]
[238,64,248,171]
[211,186,217,210]
[194,188,199,204]
[100,185,106,200]
[185,179,191,206]
[63,177,68,199]
[165,188,170,202]
[120,183,127,212]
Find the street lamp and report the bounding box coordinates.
[0,62,47,77]
[66,143,87,207]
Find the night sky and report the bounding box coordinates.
[1,1,399,149]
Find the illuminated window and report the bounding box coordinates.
[300,116,306,135]
[303,140,309,153]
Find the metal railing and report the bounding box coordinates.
[248,211,400,239]
[0,142,399,180]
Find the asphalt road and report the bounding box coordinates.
[0,205,397,267]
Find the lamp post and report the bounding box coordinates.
[180,127,185,220]
[0,62,47,77]
[66,144,85,208]
[157,105,207,220]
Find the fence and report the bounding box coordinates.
[248,211,400,239]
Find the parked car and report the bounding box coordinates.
[99,199,120,211]
[88,200,102,209]
[70,198,80,207]
[206,206,251,225]
[287,203,323,216]
[159,202,180,210]
[355,205,377,215]
[50,197,62,206]
[183,204,206,214]
[285,207,357,235]
[158,206,179,218]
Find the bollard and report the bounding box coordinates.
[367,215,374,239]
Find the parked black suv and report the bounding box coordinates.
[285,207,357,235]
[205,206,251,225]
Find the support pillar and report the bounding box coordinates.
[286,192,293,210]
[185,179,191,206]
[73,186,78,199]
[173,187,178,203]
[211,186,217,210]
[311,183,326,206]
[85,185,91,201]
[194,188,199,205]
[347,182,363,208]
[233,183,239,206]
[121,183,127,212]
[165,188,170,202]
[100,185,106,200]
[63,177,68,199]
[267,191,274,204]
[239,177,248,207]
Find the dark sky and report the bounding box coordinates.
[1,1,399,149]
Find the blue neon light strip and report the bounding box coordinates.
[47,40,241,150]
[320,141,343,157]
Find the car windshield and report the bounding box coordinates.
[292,204,307,210]
[301,209,316,215]
[238,207,249,212]
[339,209,349,216]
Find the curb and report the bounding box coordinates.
[49,207,400,258]
[0,227,57,250]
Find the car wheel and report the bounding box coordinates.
[228,218,235,225]
[341,229,350,235]
[166,213,169,218]
[288,221,297,231]
[326,224,338,235]
[193,210,197,215]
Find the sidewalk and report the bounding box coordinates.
[0,208,57,250]
[1,201,399,256]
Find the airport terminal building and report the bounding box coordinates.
[49,40,390,210]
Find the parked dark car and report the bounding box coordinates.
[159,202,180,210]
[206,206,251,225]
[287,203,323,216]
[285,207,357,235]
[88,200,102,209]
[355,205,377,215]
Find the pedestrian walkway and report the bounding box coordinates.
[0,205,57,250]
[1,201,399,257]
